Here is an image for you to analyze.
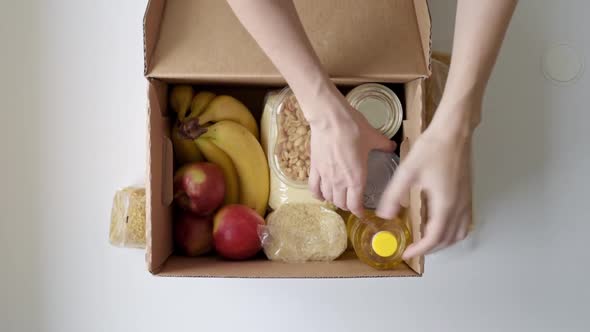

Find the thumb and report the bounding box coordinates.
[371,130,396,153]
[375,162,416,220]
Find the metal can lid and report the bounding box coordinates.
[363,150,399,209]
[346,83,403,139]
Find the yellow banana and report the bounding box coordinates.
[184,91,216,121]
[198,95,259,140]
[171,122,203,165]
[195,138,240,206]
[169,85,194,118]
[200,121,269,216]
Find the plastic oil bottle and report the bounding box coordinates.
[347,210,412,270]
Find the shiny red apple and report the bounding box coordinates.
[173,162,225,216]
[174,211,213,256]
[213,204,265,260]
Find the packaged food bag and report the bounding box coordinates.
[260,203,347,263]
[109,187,146,249]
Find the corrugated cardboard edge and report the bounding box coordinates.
[145,74,426,86]
[144,82,153,270]
[395,0,431,276]
[146,79,174,274]
[413,0,433,77]
[144,0,171,275]
[155,254,420,278]
[143,0,166,76]
[147,0,430,82]
[402,78,426,275]
[405,0,431,275]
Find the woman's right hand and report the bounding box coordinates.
[303,90,396,217]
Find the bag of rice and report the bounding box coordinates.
[261,203,347,263]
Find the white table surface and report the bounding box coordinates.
[1,1,589,331]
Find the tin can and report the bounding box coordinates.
[346,83,403,139]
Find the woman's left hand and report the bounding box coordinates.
[376,97,477,260]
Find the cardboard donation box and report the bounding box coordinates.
[144,0,432,278]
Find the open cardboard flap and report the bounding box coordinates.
[145,0,431,83]
[144,0,431,277]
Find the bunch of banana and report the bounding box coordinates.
[169,85,269,215]
[169,86,258,138]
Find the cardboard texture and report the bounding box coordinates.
[144,0,432,277]
[399,79,426,274]
[146,79,173,272]
[147,0,430,83]
[143,0,166,75]
[158,252,418,278]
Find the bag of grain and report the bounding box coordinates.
[109,187,146,249]
[260,203,347,263]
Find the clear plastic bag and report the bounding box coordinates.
[260,203,347,263]
[109,187,146,249]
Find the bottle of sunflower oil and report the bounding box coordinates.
[347,210,412,270]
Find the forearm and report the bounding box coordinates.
[438,0,518,130]
[226,0,339,123]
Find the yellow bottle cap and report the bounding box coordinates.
[371,231,398,257]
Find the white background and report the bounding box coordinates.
[1,1,589,331]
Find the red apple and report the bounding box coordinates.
[213,204,265,260]
[174,211,213,256]
[173,162,225,216]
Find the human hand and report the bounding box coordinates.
[303,91,396,217]
[376,97,476,260]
